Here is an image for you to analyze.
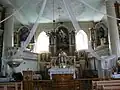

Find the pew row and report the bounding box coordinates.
[0,82,23,90]
[92,80,120,90]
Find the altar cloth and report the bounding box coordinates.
[48,68,76,79]
[112,74,120,78]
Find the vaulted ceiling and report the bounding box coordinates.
[0,0,119,24]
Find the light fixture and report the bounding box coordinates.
[52,0,63,28]
[52,0,56,31]
[57,6,62,23]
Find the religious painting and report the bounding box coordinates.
[95,22,108,46]
[14,25,35,47]
[56,26,69,53]
[19,26,30,42]
[19,26,34,43]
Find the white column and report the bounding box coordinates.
[2,7,14,76]
[3,7,14,55]
[106,0,120,57]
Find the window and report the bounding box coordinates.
[76,30,88,51]
[34,31,49,53]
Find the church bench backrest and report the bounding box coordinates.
[97,83,120,90]
[96,80,120,83]
[92,80,120,90]
[102,85,120,90]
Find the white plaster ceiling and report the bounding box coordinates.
[0,0,114,24]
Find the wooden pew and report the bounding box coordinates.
[102,86,120,90]
[92,80,120,90]
[0,82,23,90]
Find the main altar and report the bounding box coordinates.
[46,24,77,81]
[37,24,99,81]
[22,23,116,90]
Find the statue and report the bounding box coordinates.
[57,49,68,68]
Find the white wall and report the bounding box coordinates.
[15,51,39,73]
[7,51,38,74]
[15,60,38,73]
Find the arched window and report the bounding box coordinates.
[34,31,49,53]
[76,30,88,51]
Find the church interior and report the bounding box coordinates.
[1,0,120,90]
